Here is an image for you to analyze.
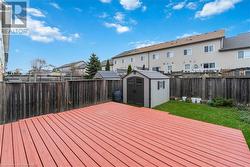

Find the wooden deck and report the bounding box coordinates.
[0,102,249,167]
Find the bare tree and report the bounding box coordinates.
[31,58,47,73]
[30,58,47,82]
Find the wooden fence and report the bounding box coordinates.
[170,77,250,104]
[0,80,122,124]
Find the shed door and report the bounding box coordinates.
[127,77,144,106]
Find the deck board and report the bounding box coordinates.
[0,102,250,167]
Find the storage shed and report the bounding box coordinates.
[123,70,169,108]
[94,71,121,80]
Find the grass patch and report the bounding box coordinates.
[154,100,250,148]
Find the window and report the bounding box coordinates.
[114,60,117,64]
[141,56,144,61]
[152,54,158,60]
[203,63,215,69]
[185,64,191,70]
[238,51,244,59]
[131,58,133,62]
[122,59,124,63]
[152,67,160,71]
[204,45,214,53]
[194,64,199,69]
[238,51,250,59]
[246,70,250,77]
[184,49,192,56]
[157,81,165,90]
[167,65,172,71]
[167,52,174,58]
[246,51,250,58]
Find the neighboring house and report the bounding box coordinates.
[222,67,250,77]
[55,61,87,76]
[94,71,121,80]
[112,30,250,76]
[101,59,113,71]
[116,68,127,77]
[0,1,11,81]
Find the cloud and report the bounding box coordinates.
[195,0,241,19]
[142,6,147,12]
[100,0,112,3]
[129,40,161,48]
[49,2,62,10]
[27,17,80,43]
[114,12,125,22]
[173,1,186,10]
[26,8,45,17]
[186,2,197,10]
[98,12,109,18]
[120,0,142,10]
[176,32,200,39]
[25,8,80,43]
[104,22,130,33]
[74,8,82,12]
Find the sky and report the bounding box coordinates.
[7,0,250,72]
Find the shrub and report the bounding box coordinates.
[186,98,192,103]
[239,110,250,124]
[236,104,250,124]
[208,97,234,107]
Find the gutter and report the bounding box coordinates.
[219,46,250,52]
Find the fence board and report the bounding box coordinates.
[0,80,122,124]
[170,77,250,104]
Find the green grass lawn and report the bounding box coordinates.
[154,100,250,148]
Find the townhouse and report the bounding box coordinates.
[112,30,250,76]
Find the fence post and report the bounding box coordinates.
[201,77,206,100]
[0,83,4,124]
[94,80,97,104]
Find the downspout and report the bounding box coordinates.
[147,52,150,70]
[149,78,151,108]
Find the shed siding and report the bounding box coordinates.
[150,79,170,108]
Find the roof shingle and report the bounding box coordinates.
[113,30,225,58]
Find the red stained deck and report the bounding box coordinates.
[0,102,249,167]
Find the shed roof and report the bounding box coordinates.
[132,70,169,79]
[113,30,225,59]
[96,71,121,79]
[220,32,250,51]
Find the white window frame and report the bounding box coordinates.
[122,59,124,63]
[131,58,133,62]
[184,48,192,56]
[204,45,214,53]
[185,64,191,70]
[152,54,159,60]
[167,65,172,71]
[203,63,216,69]
[166,51,174,58]
[238,51,250,59]
[141,56,144,61]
